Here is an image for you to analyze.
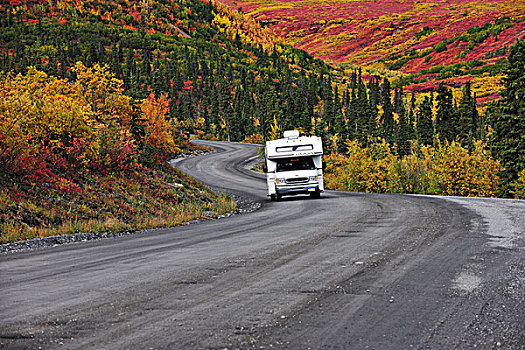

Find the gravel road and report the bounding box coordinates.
[1,141,524,349]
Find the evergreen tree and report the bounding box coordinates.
[262,84,282,139]
[230,86,245,141]
[233,31,242,48]
[152,68,163,98]
[407,91,417,140]
[356,77,370,142]
[457,81,478,146]
[348,87,358,140]
[368,76,380,107]
[435,83,456,143]
[380,77,394,143]
[203,0,214,22]
[396,98,411,156]
[416,96,434,146]
[490,39,525,184]
[333,86,347,152]
[393,86,403,114]
[350,70,357,90]
[326,77,336,130]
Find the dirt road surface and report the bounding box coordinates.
[1,141,524,349]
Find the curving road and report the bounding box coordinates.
[1,141,524,349]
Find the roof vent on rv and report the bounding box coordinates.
[283,130,300,139]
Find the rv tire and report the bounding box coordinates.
[310,190,321,199]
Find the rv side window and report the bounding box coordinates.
[276,157,316,172]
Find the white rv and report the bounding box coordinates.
[264,130,324,201]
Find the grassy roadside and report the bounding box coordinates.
[0,163,236,245]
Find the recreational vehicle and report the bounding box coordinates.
[264,130,324,201]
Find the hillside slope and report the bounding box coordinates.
[0,0,250,243]
[216,0,525,68]
[217,0,525,96]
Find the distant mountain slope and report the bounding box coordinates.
[217,0,524,67]
[217,0,525,97]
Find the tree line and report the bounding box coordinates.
[0,0,523,195]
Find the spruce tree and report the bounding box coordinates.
[416,96,434,146]
[347,88,358,140]
[350,70,357,90]
[407,92,417,140]
[356,77,370,142]
[435,83,456,143]
[324,79,335,132]
[393,87,403,114]
[396,98,411,156]
[333,86,347,151]
[368,76,380,107]
[457,81,477,146]
[380,77,395,143]
[152,68,163,98]
[490,39,525,184]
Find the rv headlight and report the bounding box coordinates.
[276,178,286,184]
[309,176,318,182]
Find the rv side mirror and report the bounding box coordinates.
[262,165,268,173]
[322,161,326,170]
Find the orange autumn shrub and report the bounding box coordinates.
[140,93,181,166]
[242,133,265,144]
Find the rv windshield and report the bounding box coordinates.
[276,157,316,172]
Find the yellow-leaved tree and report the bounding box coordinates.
[336,138,399,193]
[513,169,525,199]
[71,62,133,127]
[0,68,99,177]
[267,116,282,141]
[428,141,502,197]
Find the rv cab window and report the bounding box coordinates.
[276,144,313,152]
[276,157,316,172]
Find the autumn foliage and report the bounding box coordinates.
[0,65,235,244]
[140,93,181,166]
[217,0,525,70]
[0,64,184,181]
[514,171,525,199]
[324,138,502,197]
[217,0,525,101]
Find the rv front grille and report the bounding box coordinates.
[286,177,309,184]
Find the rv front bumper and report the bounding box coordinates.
[276,185,320,196]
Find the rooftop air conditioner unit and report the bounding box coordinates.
[283,130,300,139]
